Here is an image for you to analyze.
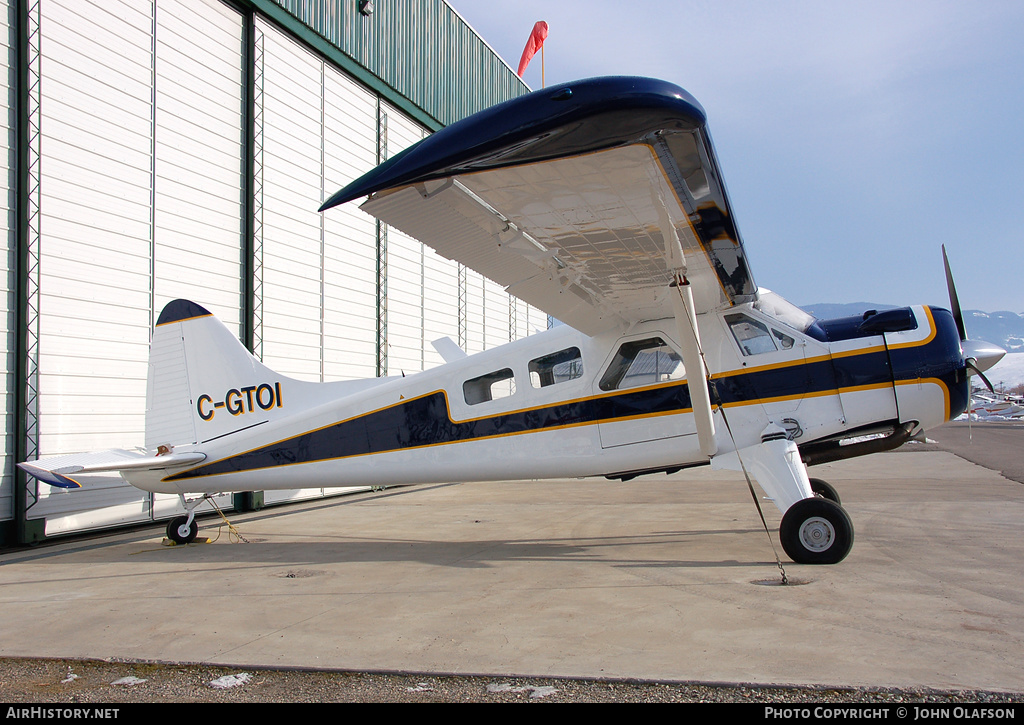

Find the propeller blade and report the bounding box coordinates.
[943,248,1007,388]
[966,360,995,393]
[942,244,967,342]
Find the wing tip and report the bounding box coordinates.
[18,462,82,489]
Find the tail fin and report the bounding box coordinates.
[21,299,382,490]
[146,300,290,448]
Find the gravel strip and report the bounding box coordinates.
[1,657,1021,703]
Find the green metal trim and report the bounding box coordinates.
[243,0,444,132]
[232,491,263,512]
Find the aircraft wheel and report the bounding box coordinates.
[780,498,854,565]
[809,477,841,505]
[166,515,198,545]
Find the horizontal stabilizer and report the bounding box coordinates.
[19,449,207,489]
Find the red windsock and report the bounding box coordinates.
[517,21,549,77]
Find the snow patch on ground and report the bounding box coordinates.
[985,352,1024,390]
[209,673,252,689]
[486,682,559,698]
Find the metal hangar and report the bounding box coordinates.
[0,0,542,544]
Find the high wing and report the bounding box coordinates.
[321,76,757,337]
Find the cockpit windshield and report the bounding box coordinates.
[754,288,816,334]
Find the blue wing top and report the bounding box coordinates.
[322,77,707,210]
[321,76,756,334]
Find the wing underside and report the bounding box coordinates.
[323,77,757,336]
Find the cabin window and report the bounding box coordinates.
[726,314,778,356]
[463,368,516,405]
[529,347,583,388]
[599,337,685,391]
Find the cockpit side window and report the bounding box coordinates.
[599,337,685,391]
[726,314,778,356]
[773,329,795,350]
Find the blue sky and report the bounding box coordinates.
[447,1,1024,314]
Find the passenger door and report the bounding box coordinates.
[595,334,696,448]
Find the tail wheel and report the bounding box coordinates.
[166,515,198,545]
[780,497,854,565]
[809,477,841,505]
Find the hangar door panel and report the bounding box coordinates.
[37,0,154,461]
[32,0,242,535]
[484,279,512,351]
[149,0,245,524]
[257,18,326,382]
[463,269,486,355]
[382,107,430,375]
[152,0,245,333]
[423,247,460,370]
[257,19,380,504]
[323,66,378,381]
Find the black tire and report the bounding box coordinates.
[166,515,198,545]
[780,498,854,565]
[809,477,841,505]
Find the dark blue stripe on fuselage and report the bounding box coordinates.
[831,349,893,390]
[165,346,905,482]
[712,356,846,405]
[167,383,700,481]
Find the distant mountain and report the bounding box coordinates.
[800,303,1024,353]
[800,302,899,320]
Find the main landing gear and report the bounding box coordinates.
[779,492,854,565]
[711,429,855,565]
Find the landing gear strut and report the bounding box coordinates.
[809,477,841,505]
[780,497,854,565]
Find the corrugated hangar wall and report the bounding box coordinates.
[0,0,544,544]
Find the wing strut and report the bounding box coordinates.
[671,274,717,458]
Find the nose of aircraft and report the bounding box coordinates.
[962,338,1006,375]
[943,245,1006,390]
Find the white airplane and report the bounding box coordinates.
[969,391,1024,419]
[19,76,1006,565]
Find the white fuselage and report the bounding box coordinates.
[124,301,962,497]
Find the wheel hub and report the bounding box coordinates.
[798,516,835,552]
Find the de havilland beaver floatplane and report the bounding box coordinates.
[20,77,1006,564]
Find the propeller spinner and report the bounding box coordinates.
[942,245,1006,392]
